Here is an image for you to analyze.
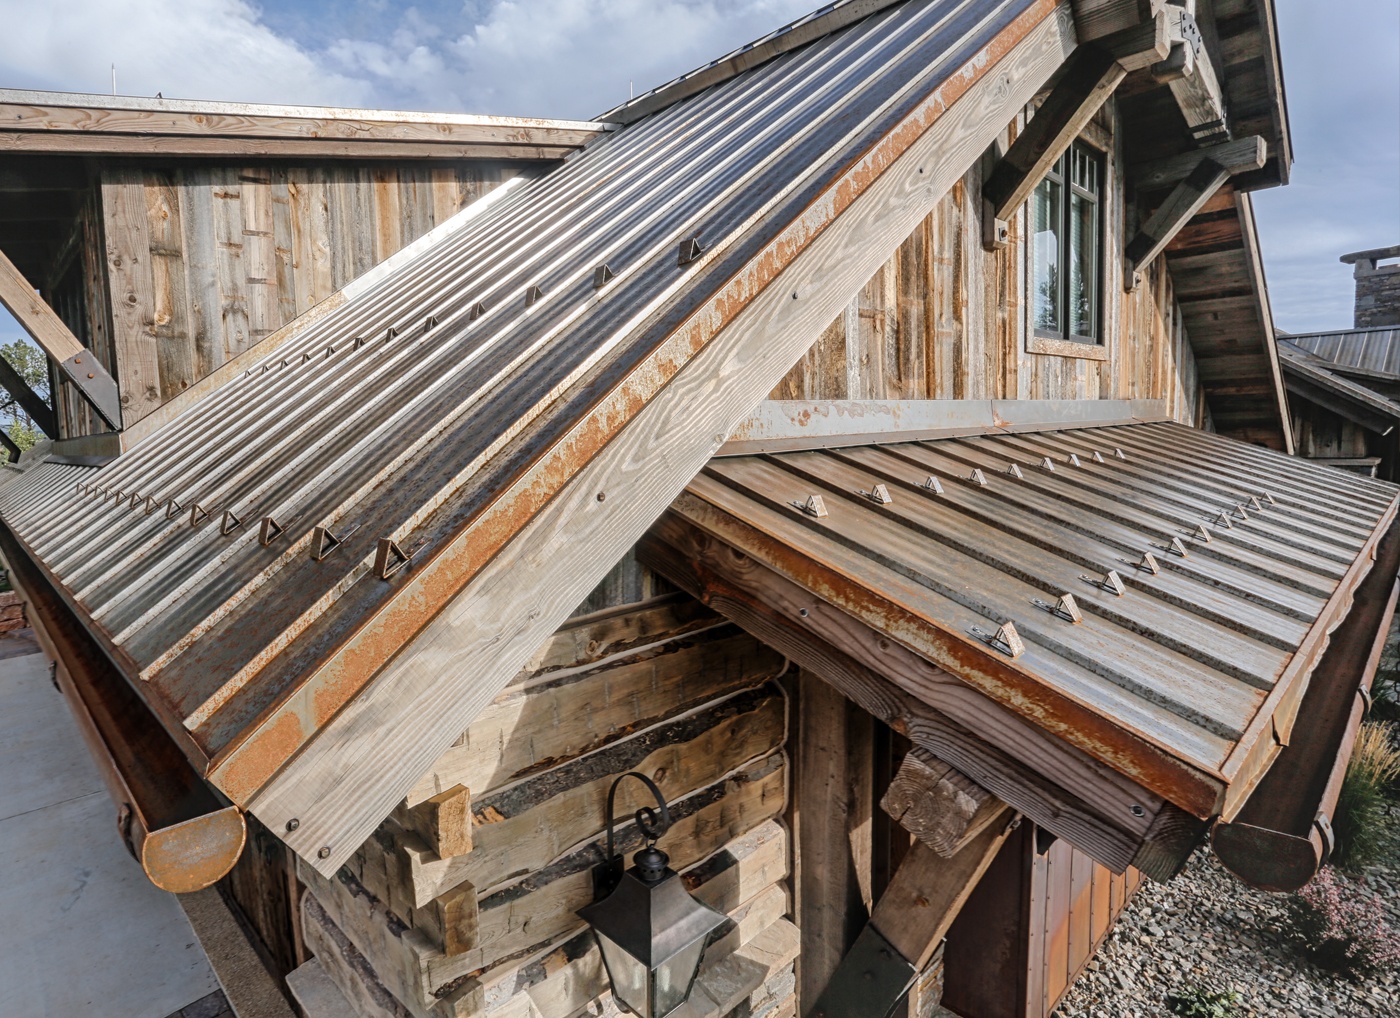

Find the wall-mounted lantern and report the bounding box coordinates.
[577,772,728,1018]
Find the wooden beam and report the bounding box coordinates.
[0,245,121,428]
[981,15,1167,247]
[982,48,1126,246]
[1130,135,1266,191]
[1070,0,1162,43]
[393,784,473,861]
[0,427,19,463]
[1160,5,1229,144]
[0,353,57,438]
[880,747,1004,858]
[1124,157,1229,287]
[807,808,1016,1018]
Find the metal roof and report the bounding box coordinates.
[662,420,1398,816]
[1284,326,1400,379]
[1277,339,1400,433]
[0,0,1051,810]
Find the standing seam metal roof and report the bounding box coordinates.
[665,420,1397,815]
[0,0,1048,779]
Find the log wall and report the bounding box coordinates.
[298,594,796,1018]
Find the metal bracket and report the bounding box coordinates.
[220,509,244,536]
[524,285,544,307]
[970,620,1025,657]
[792,494,829,518]
[1214,510,1233,529]
[1031,592,1082,624]
[259,516,286,547]
[1314,812,1336,863]
[422,315,438,334]
[922,475,944,494]
[164,498,183,521]
[1137,551,1160,575]
[375,538,411,580]
[1262,492,1275,505]
[968,468,988,486]
[593,264,616,289]
[1040,457,1056,472]
[1167,536,1189,558]
[58,350,122,431]
[189,503,210,526]
[859,483,893,505]
[1233,503,1249,521]
[1082,570,1126,596]
[1007,463,1024,479]
[144,496,159,516]
[1066,453,1082,467]
[1114,448,1126,460]
[468,301,488,321]
[1192,523,1212,543]
[1091,451,1105,464]
[312,524,357,562]
[1248,495,1263,511]
[677,236,704,266]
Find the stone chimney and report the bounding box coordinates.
[1340,245,1400,328]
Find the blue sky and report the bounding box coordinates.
[0,0,1394,333]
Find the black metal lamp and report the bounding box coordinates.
[577,772,728,1018]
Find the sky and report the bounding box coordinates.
[0,0,1394,334]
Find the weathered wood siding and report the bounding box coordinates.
[83,161,518,433]
[770,98,1209,430]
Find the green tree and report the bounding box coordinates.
[0,338,49,453]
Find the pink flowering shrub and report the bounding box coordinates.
[1286,868,1400,979]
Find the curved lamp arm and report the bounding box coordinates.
[604,771,673,865]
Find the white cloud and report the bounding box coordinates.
[0,0,370,106]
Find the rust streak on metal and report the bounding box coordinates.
[204,0,1065,799]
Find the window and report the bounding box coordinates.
[1031,142,1103,344]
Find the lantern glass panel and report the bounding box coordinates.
[653,938,707,1017]
[596,932,651,1017]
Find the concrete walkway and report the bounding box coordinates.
[0,634,224,1018]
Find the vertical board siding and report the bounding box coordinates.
[86,161,516,433]
[768,97,1203,421]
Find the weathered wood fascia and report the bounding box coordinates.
[1214,524,1400,893]
[239,1,1081,877]
[0,246,121,429]
[718,398,1170,455]
[981,10,1169,248]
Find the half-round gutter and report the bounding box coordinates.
[1212,518,1400,893]
[1,521,246,893]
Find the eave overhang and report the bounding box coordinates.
[642,418,1398,881]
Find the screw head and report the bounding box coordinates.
[317,846,331,860]
[1130,804,1146,818]
[596,491,606,502]
[286,818,300,832]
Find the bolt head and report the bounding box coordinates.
[286,818,300,832]
[596,491,606,502]
[317,846,331,859]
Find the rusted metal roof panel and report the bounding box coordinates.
[667,421,1397,815]
[0,0,1049,785]
[1285,326,1400,378]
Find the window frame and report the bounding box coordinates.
[1026,138,1109,360]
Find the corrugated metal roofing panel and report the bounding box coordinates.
[1286,326,1400,377]
[666,421,1398,813]
[0,0,1053,779]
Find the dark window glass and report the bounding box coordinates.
[1032,142,1102,344]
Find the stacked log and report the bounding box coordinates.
[293,594,797,1018]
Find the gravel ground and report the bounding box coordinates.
[1053,804,1400,1018]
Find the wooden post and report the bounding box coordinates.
[0,245,121,428]
[797,674,875,1008]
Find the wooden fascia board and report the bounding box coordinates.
[1282,368,1400,436]
[233,1,1082,876]
[718,398,1170,455]
[1233,191,1295,454]
[0,134,583,162]
[0,92,607,149]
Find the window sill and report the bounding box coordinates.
[1027,335,1108,360]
